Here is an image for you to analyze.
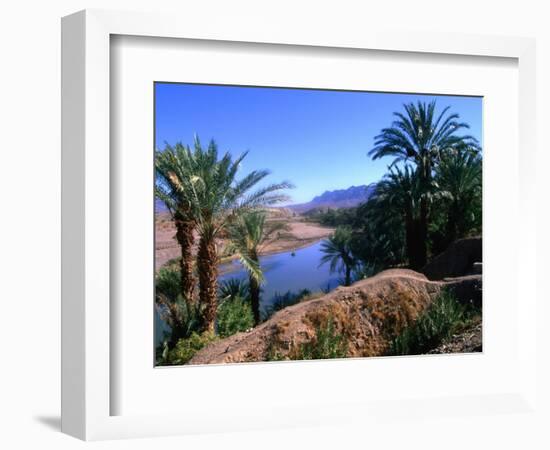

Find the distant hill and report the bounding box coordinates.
[155,184,377,215]
[287,184,377,214]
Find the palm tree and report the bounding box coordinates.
[184,137,292,331]
[374,165,425,269]
[353,191,407,271]
[155,143,198,302]
[218,278,249,303]
[319,226,357,286]
[369,101,480,267]
[435,150,482,246]
[226,211,288,324]
[155,267,202,346]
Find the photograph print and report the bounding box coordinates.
[154,83,482,366]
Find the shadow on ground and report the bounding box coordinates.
[34,415,61,431]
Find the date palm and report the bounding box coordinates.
[435,150,482,245]
[226,211,288,324]
[375,165,425,269]
[155,143,198,302]
[185,137,292,331]
[319,226,357,286]
[369,101,480,267]
[218,278,249,302]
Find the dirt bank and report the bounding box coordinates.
[189,269,481,365]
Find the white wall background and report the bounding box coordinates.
[0,1,548,448]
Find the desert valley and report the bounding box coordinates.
[153,84,483,366]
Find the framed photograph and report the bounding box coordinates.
[62,9,537,440]
[152,82,484,366]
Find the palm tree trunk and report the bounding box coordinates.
[174,217,196,302]
[404,206,423,270]
[249,275,261,325]
[417,159,430,269]
[345,266,351,286]
[197,235,218,332]
[445,199,460,248]
[418,198,428,268]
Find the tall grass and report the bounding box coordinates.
[267,314,348,361]
[388,289,473,356]
[297,315,348,360]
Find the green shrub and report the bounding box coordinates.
[155,266,181,301]
[217,296,254,337]
[164,331,218,365]
[388,290,470,356]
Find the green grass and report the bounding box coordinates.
[297,315,348,360]
[387,289,475,356]
[267,314,348,361]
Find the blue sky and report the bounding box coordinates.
[155,83,482,205]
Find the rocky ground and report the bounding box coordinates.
[427,320,482,354]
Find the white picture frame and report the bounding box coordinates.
[61,9,537,441]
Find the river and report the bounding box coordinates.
[155,240,340,346]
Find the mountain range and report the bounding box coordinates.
[286,184,377,213]
[156,183,378,215]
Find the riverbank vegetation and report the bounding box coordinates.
[155,100,482,365]
[387,289,480,356]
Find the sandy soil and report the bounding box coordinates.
[155,213,334,270]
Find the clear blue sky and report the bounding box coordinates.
[155,83,482,205]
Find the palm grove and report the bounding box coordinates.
[155,100,482,364]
